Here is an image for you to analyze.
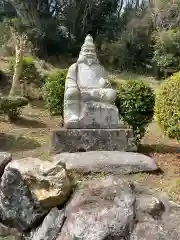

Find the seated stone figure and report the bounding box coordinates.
[64,34,119,129]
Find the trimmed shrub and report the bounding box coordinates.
[43,69,67,116]
[155,72,180,140]
[0,96,28,120]
[116,80,155,145]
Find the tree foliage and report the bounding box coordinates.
[0,0,179,76]
[152,29,180,75]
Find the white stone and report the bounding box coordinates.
[64,34,120,129]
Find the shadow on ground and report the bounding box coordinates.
[13,117,47,128]
[0,133,41,152]
[28,99,45,109]
[139,144,179,155]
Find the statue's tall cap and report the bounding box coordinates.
[81,34,95,49]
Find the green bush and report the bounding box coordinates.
[9,57,40,85]
[155,72,180,140]
[43,69,67,116]
[0,96,28,120]
[116,80,155,145]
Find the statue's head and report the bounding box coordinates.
[77,35,99,65]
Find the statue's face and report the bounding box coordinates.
[81,47,96,59]
[78,46,98,65]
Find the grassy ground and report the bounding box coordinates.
[0,59,179,203]
[0,100,179,203]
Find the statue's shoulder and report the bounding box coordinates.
[68,63,77,72]
[67,63,78,79]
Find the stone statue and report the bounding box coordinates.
[64,34,119,129]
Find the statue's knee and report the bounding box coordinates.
[106,89,116,103]
[65,87,80,100]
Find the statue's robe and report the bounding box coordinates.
[64,62,119,129]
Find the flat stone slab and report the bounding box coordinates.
[53,151,158,175]
[52,129,137,154]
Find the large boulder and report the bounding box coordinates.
[0,157,72,232]
[0,166,48,232]
[6,158,72,208]
[53,151,158,175]
[57,176,136,240]
[56,176,180,240]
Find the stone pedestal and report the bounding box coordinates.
[52,129,137,154]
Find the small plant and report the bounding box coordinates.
[9,57,40,84]
[155,72,180,140]
[116,80,155,145]
[9,57,42,99]
[43,69,67,116]
[0,96,28,120]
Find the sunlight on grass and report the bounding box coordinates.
[108,71,163,89]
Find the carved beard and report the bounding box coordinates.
[77,55,99,66]
[86,58,93,66]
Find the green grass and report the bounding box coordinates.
[108,70,163,90]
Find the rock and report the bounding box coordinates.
[130,222,168,240]
[6,158,72,208]
[130,211,180,240]
[161,208,180,239]
[52,129,137,154]
[0,166,48,232]
[0,152,12,177]
[29,208,65,240]
[0,223,23,239]
[136,195,165,221]
[53,151,158,175]
[57,176,136,240]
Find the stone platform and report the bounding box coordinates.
[52,129,137,154]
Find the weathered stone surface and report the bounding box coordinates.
[29,208,65,240]
[0,152,12,177]
[130,208,180,240]
[132,186,180,240]
[52,129,137,154]
[161,208,180,239]
[0,165,48,232]
[7,158,72,208]
[56,177,180,240]
[0,223,23,239]
[53,151,158,175]
[57,176,136,240]
[130,222,168,240]
[136,195,165,221]
[65,101,119,129]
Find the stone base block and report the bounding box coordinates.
[52,129,137,154]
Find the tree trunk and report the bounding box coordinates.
[9,38,24,96]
